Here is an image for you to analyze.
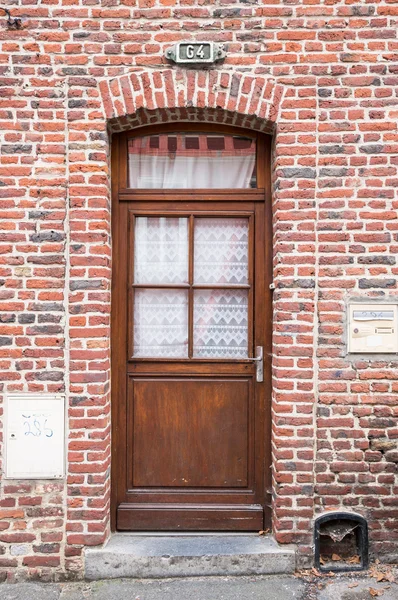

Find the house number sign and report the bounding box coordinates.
[165,42,226,65]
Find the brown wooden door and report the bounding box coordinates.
[111,126,272,531]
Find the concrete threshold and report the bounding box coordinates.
[84,533,296,580]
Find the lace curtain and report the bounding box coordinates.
[128,133,256,189]
[133,217,250,359]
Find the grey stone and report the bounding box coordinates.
[0,583,60,600]
[70,280,104,291]
[28,326,63,335]
[0,577,307,600]
[30,303,64,312]
[367,417,396,428]
[68,100,87,108]
[358,256,395,265]
[85,534,296,580]
[28,211,51,220]
[213,8,241,17]
[359,144,384,154]
[34,371,64,382]
[86,575,306,600]
[1,145,32,154]
[38,314,62,323]
[18,314,35,324]
[318,576,398,600]
[319,168,348,177]
[358,278,396,289]
[230,74,241,97]
[2,572,398,600]
[281,167,316,179]
[59,583,93,599]
[61,68,87,75]
[319,145,345,154]
[279,279,315,289]
[30,232,65,243]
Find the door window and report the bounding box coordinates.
[133,288,189,358]
[128,133,257,189]
[193,289,248,359]
[132,215,251,359]
[134,216,188,284]
[194,217,249,285]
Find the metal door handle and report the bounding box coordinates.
[253,346,263,382]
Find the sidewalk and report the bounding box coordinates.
[0,567,397,600]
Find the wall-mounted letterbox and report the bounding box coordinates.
[5,394,65,479]
[348,304,398,354]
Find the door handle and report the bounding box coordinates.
[252,346,263,383]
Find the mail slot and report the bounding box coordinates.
[348,304,398,353]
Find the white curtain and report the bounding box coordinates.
[134,217,188,284]
[129,154,256,189]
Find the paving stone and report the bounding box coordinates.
[78,576,306,600]
[318,575,398,600]
[0,583,60,600]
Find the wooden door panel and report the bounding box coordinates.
[129,378,251,489]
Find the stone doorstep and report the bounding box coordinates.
[84,534,296,580]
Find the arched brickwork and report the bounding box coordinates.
[90,69,316,566]
[65,68,316,573]
[99,69,285,133]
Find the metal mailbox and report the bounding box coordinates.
[5,394,65,479]
[348,304,398,354]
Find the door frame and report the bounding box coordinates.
[110,123,273,531]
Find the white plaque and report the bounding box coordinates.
[5,394,65,479]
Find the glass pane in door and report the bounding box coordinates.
[128,133,256,189]
[133,216,189,358]
[193,289,249,358]
[194,217,249,285]
[134,217,188,284]
[133,289,188,358]
[132,215,251,359]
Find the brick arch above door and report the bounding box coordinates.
[98,69,285,133]
[70,69,316,556]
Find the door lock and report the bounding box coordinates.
[242,346,263,381]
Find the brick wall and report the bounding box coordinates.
[0,0,397,580]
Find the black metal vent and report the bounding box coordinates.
[314,512,369,572]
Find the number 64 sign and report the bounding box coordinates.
[165,42,226,65]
